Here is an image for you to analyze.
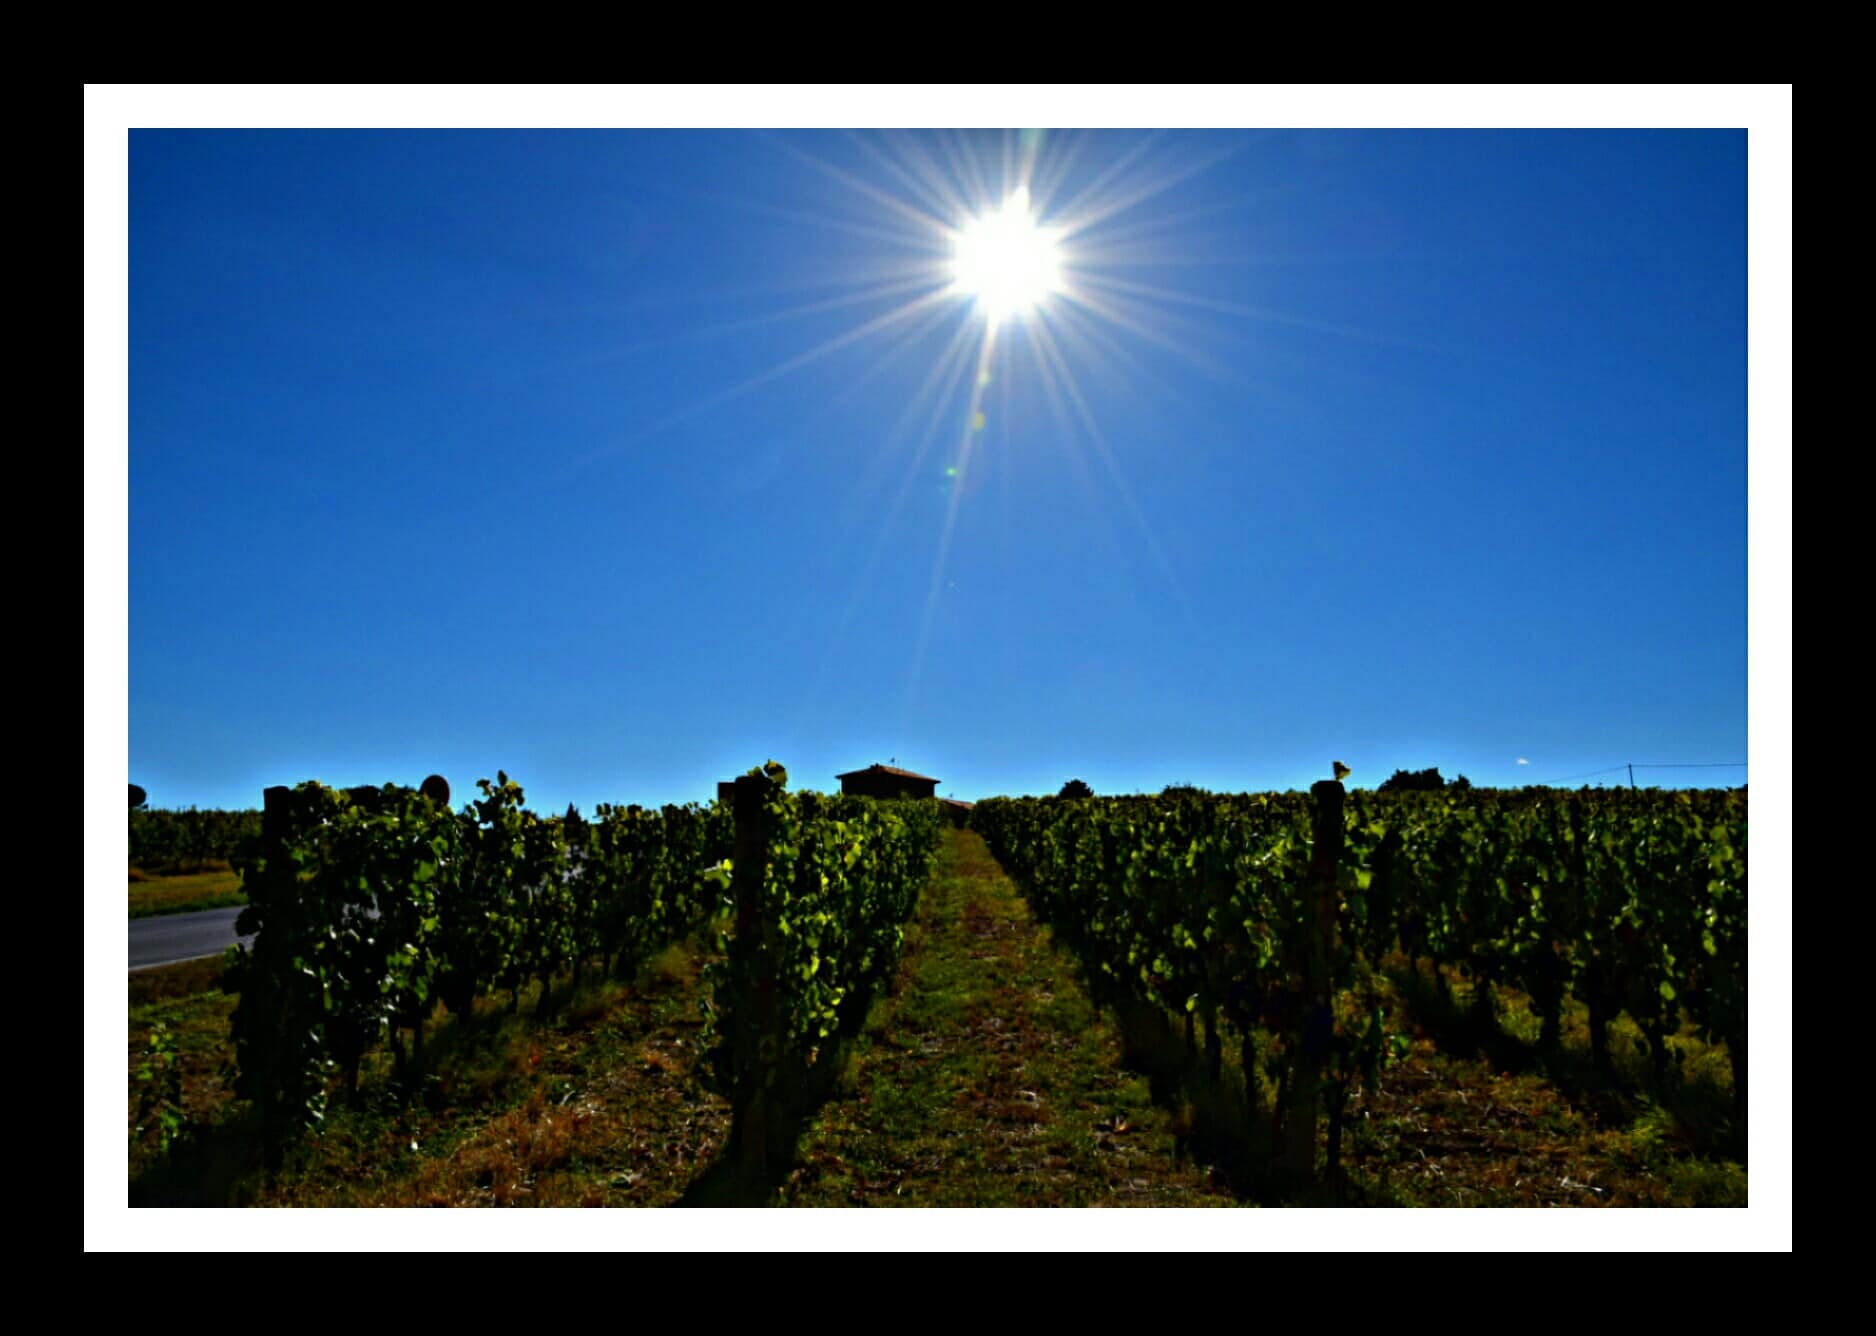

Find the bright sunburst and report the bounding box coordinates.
[567,131,1242,706]
[950,186,1064,324]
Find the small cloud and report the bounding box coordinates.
[1516,757,1530,766]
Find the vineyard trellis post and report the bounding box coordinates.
[729,770,781,1177]
[250,784,295,1156]
[1283,779,1344,1189]
[260,785,292,857]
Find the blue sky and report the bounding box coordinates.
[128,129,1747,811]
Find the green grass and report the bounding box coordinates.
[1378,956,1746,1174]
[130,955,228,1005]
[1336,1036,1747,1206]
[130,938,734,1206]
[776,830,1236,1206]
[129,869,246,919]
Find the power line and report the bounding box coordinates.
[1539,762,1746,787]
[1631,763,1748,769]
[1538,765,1630,785]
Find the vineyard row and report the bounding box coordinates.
[227,764,941,1160]
[972,783,1746,1187]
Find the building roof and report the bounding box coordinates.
[940,798,974,809]
[836,763,939,783]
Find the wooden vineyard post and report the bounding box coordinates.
[730,771,779,1178]
[1283,779,1344,1191]
[260,785,291,862]
[245,785,296,1157]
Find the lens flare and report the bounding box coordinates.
[950,186,1064,323]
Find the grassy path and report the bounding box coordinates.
[779,829,1236,1206]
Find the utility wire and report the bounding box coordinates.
[1539,762,1747,786]
[1538,765,1630,785]
[1632,763,1748,769]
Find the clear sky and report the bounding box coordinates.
[128,129,1747,811]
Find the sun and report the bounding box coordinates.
[950,186,1065,324]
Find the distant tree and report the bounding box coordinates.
[1058,779,1094,799]
[1450,774,1473,792]
[129,784,147,810]
[1161,783,1207,797]
[1378,767,1447,793]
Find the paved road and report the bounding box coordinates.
[130,906,252,970]
[126,857,592,971]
